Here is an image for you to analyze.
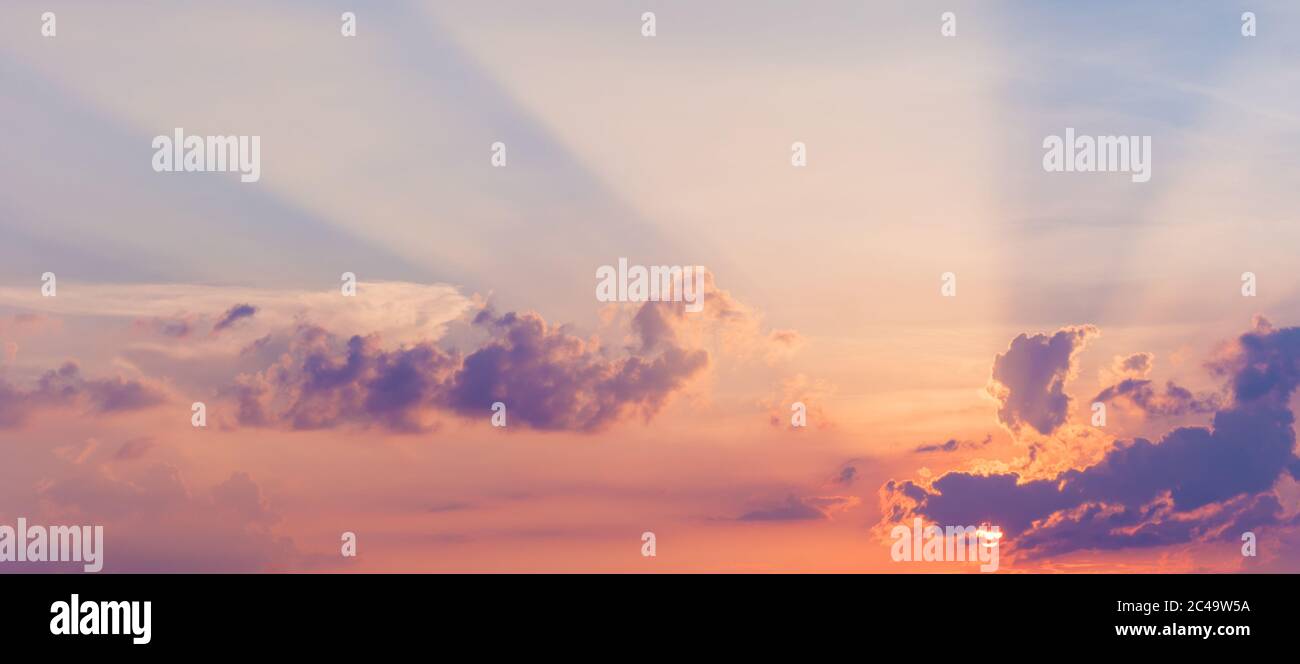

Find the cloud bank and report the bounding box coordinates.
[883,323,1300,560]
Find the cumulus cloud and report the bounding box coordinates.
[223,325,459,432]
[985,325,1097,436]
[445,308,707,431]
[3,278,798,435]
[0,362,164,428]
[225,299,712,433]
[621,271,797,362]
[881,323,1300,560]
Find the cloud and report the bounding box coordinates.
[113,437,154,462]
[1115,352,1153,377]
[623,271,796,362]
[1093,378,1221,417]
[986,325,1097,436]
[210,471,279,526]
[212,303,257,332]
[882,323,1300,559]
[53,439,99,465]
[738,494,859,521]
[134,316,193,339]
[4,278,789,435]
[834,465,858,486]
[0,362,164,428]
[225,300,711,433]
[914,434,992,454]
[224,325,459,433]
[763,373,836,430]
[445,308,708,431]
[0,281,474,347]
[36,463,298,572]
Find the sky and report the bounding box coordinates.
[2,1,1300,572]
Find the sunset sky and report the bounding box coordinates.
[3,1,1300,572]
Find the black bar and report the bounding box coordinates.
[0,573,1288,654]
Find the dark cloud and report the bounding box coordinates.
[914,434,992,454]
[444,309,707,431]
[1093,378,1221,417]
[212,303,257,332]
[835,465,858,486]
[986,326,1097,436]
[227,326,458,433]
[882,323,1300,559]
[1213,325,1300,407]
[226,302,709,433]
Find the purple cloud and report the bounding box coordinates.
[882,323,1300,559]
[0,362,164,428]
[213,303,257,332]
[225,302,709,433]
[914,434,993,454]
[986,326,1097,436]
[443,309,707,431]
[1093,378,1221,417]
[226,326,458,433]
